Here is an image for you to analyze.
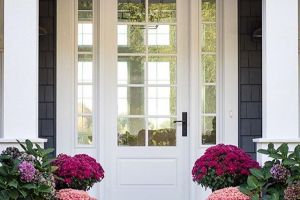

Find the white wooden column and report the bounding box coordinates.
[0,0,46,148]
[254,0,300,163]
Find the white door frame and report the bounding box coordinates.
[57,0,239,199]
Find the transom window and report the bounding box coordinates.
[117,0,177,147]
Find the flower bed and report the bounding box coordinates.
[56,189,96,200]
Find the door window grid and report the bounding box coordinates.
[117,0,177,147]
[201,0,217,145]
[76,0,95,146]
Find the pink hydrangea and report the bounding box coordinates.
[56,189,96,200]
[208,187,250,200]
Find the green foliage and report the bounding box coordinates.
[0,140,56,200]
[240,143,300,200]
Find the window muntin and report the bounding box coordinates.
[76,0,95,145]
[117,0,177,147]
[201,0,217,145]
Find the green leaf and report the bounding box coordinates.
[268,143,275,150]
[41,148,55,156]
[283,159,298,166]
[247,176,259,189]
[294,145,300,159]
[278,143,289,158]
[251,194,260,200]
[21,184,37,190]
[258,149,269,155]
[250,168,264,179]
[17,140,27,151]
[42,158,55,168]
[19,190,27,198]
[0,190,9,200]
[239,186,252,196]
[38,185,52,193]
[271,191,280,200]
[8,189,19,200]
[0,167,7,176]
[25,140,33,151]
[8,180,18,188]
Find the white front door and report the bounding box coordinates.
[102,0,190,199]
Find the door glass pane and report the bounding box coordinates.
[78,116,93,145]
[148,87,176,116]
[78,0,93,21]
[118,87,145,115]
[148,25,176,54]
[202,86,216,113]
[148,57,176,84]
[201,23,216,52]
[202,0,216,22]
[118,25,146,53]
[118,56,145,84]
[202,116,216,145]
[148,0,176,23]
[148,118,176,146]
[202,54,216,83]
[118,0,146,22]
[118,118,146,146]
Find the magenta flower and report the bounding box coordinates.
[53,154,105,191]
[18,161,36,182]
[192,144,260,191]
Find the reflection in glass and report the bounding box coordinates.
[118,0,146,22]
[148,25,176,54]
[202,0,216,22]
[148,57,176,84]
[118,87,144,115]
[78,24,93,46]
[149,0,176,23]
[201,23,216,52]
[202,86,216,114]
[202,116,216,145]
[148,87,176,116]
[118,118,146,146]
[118,25,146,53]
[78,116,93,145]
[202,54,216,83]
[118,56,145,84]
[148,118,176,146]
[78,61,93,83]
[78,0,93,21]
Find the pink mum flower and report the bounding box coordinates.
[208,187,250,200]
[56,189,96,200]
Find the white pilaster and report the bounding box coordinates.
[1,0,46,147]
[254,0,299,163]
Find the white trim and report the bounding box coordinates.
[0,51,3,137]
[0,0,3,50]
[3,0,39,139]
[57,0,76,155]
[222,0,239,145]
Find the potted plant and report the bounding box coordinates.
[192,144,259,191]
[0,140,56,200]
[240,143,300,200]
[53,154,104,191]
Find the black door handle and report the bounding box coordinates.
[173,112,187,137]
